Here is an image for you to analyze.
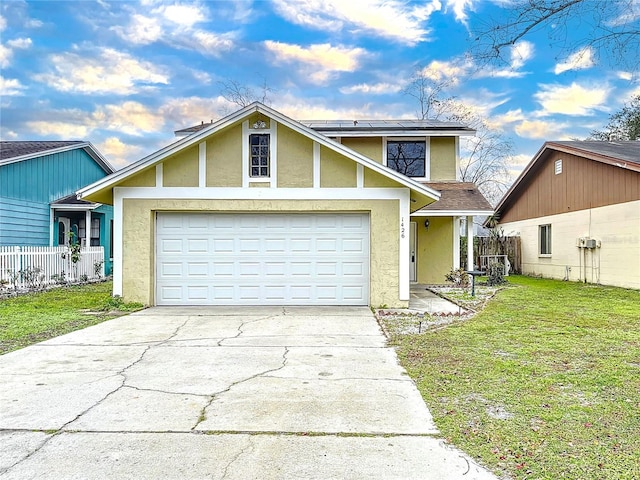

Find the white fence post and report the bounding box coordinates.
[0,245,105,290]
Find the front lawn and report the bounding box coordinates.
[386,276,640,479]
[0,281,143,354]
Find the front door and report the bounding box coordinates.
[410,221,417,282]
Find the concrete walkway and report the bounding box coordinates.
[0,307,496,479]
[409,284,466,315]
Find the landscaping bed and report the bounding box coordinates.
[379,276,640,479]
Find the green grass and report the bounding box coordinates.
[0,281,143,354]
[386,276,640,479]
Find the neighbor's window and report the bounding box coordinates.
[555,159,562,175]
[387,140,426,177]
[539,224,552,255]
[79,218,101,246]
[249,134,270,177]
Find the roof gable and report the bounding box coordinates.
[78,102,441,203]
[0,141,115,174]
[494,141,640,219]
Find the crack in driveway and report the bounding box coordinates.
[192,346,290,431]
[0,319,190,477]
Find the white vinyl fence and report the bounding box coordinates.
[0,246,105,290]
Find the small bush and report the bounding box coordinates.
[102,295,144,312]
[486,262,507,286]
[445,268,470,288]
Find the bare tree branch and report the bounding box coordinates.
[470,0,640,71]
[404,70,514,205]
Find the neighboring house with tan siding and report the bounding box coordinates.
[493,141,640,289]
[79,103,492,307]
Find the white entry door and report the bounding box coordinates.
[156,212,370,305]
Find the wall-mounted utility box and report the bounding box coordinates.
[585,239,597,249]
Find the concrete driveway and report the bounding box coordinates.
[0,307,497,479]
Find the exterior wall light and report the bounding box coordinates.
[424,219,430,229]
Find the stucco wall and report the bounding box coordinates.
[499,200,640,289]
[206,124,242,187]
[341,137,383,163]
[163,146,199,187]
[121,198,404,307]
[320,146,357,187]
[430,137,456,181]
[277,125,313,187]
[411,216,454,284]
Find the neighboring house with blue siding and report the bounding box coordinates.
[0,141,115,274]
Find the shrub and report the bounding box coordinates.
[445,268,470,288]
[486,262,507,286]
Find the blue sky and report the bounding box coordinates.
[1,0,639,176]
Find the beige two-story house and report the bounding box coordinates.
[79,103,492,307]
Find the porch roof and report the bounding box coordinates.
[412,181,494,216]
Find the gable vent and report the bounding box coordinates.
[555,159,563,175]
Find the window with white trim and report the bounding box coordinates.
[387,140,426,177]
[539,224,551,255]
[249,133,270,177]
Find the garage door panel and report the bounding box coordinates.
[156,213,369,305]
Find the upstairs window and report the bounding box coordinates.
[539,224,552,255]
[387,140,426,177]
[249,134,270,177]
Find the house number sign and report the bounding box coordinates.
[400,216,405,239]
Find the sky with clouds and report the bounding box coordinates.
[1,0,639,175]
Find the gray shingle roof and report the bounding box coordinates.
[419,182,493,212]
[0,141,84,161]
[549,141,640,166]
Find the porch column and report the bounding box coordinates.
[453,216,460,269]
[466,215,474,270]
[84,210,91,247]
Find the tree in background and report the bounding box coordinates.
[404,70,514,205]
[590,95,640,140]
[218,77,274,110]
[469,0,640,72]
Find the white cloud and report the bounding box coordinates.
[510,41,534,70]
[515,119,569,139]
[0,36,32,67]
[0,44,11,68]
[485,109,526,131]
[92,101,165,136]
[264,41,367,84]
[271,0,441,45]
[534,82,610,116]
[0,14,5,31]
[112,14,163,45]
[97,137,143,168]
[554,47,595,74]
[419,59,471,84]
[26,120,91,138]
[445,0,474,24]
[0,76,26,96]
[159,96,232,126]
[111,3,235,56]
[35,47,169,95]
[191,69,212,84]
[192,30,236,56]
[160,4,206,27]
[340,82,403,95]
[7,37,32,49]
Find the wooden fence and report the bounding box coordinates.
[476,236,522,274]
[0,246,105,290]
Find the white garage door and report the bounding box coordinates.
[156,212,370,305]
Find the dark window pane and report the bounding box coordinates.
[387,141,426,177]
[251,167,259,176]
